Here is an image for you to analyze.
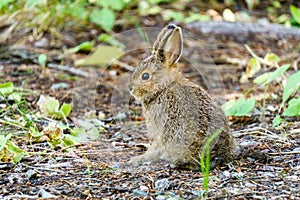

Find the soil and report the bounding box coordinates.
[0,17,300,199]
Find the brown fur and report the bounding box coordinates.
[129,25,234,170]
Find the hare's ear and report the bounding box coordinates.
[152,24,183,67]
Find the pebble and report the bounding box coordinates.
[25,169,37,179]
[133,189,147,197]
[51,82,69,90]
[156,195,167,200]
[34,38,49,48]
[38,189,57,198]
[155,178,170,191]
[140,185,148,191]
[245,182,256,189]
[221,170,231,179]
[285,175,298,181]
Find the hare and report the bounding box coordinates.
[129,24,234,170]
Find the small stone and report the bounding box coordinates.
[140,185,148,191]
[222,170,231,178]
[156,195,167,200]
[51,82,69,90]
[34,38,49,48]
[245,182,256,189]
[155,178,170,191]
[109,70,117,76]
[266,105,276,112]
[274,181,284,186]
[285,175,298,181]
[133,189,147,197]
[38,189,57,198]
[25,169,37,179]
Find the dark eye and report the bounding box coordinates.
[142,72,150,80]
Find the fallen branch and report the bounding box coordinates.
[47,63,90,78]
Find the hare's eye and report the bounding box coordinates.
[142,72,150,80]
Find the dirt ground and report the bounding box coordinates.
[1,19,300,199]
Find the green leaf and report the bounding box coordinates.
[37,95,60,116]
[68,41,94,54]
[254,64,290,85]
[90,8,115,32]
[184,12,210,23]
[38,54,47,67]
[95,0,125,9]
[138,1,162,15]
[98,33,125,48]
[162,9,185,21]
[283,97,300,116]
[79,45,124,66]
[272,114,284,127]
[68,2,89,21]
[25,0,46,8]
[63,134,79,146]
[60,103,72,117]
[246,58,261,78]
[0,134,12,151]
[222,97,256,116]
[264,53,280,66]
[13,152,25,163]
[265,64,290,85]
[8,92,22,102]
[290,5,300,24]
[272,1,281,8]
[0,0,13,9]
[0,82,14,95]
[30,127,44,138]
[7,140,24,154]
[282,71,300,105]
[253,72,271,85]
[107,0,125,10]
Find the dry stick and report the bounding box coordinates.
[47,63,90,78]
[5,195,38,199]
[206,191,267,200]
[233,127,287,142]
[268,151,300,156]
[114,60,135,72]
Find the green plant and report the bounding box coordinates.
[38,53,47,68]
[199,130,222,194]
[222,97,255,116]
[162,10,210,23]
[0,0,135,36]
[0,81,107,163]
[222,45,300,126]
[0,133,26,163]
[290,5,300,27]
[37,95,72,121]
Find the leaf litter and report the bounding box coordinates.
[0,22,300,200]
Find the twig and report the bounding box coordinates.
[114,60,135,72]
[23,163,66,174]
[47,63,90,77]
[206,191,267,200]
[234,127,282,139]
[268,151,300,156]
[5,195,38,199]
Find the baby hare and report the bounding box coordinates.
[129,24,234,170]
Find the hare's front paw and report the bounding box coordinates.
[129,154,148,166]
[129,151,160,165]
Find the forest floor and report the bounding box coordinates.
[1,14,300,199]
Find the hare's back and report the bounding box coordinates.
[166,83,227,131]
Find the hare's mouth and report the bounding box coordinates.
[129,89,140,101]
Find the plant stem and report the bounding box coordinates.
[262,84,269,119]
